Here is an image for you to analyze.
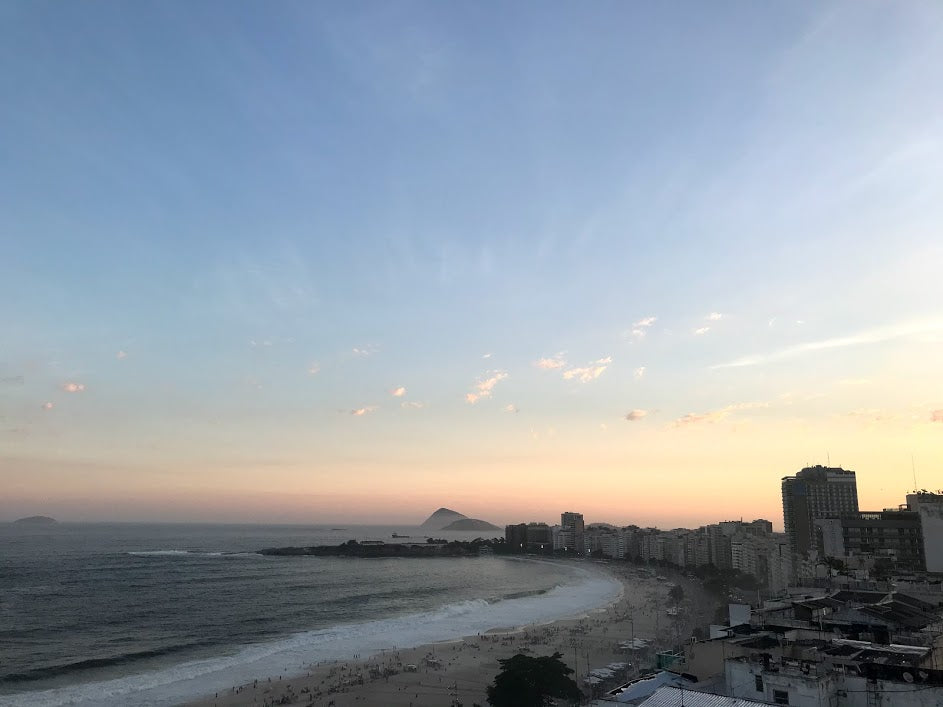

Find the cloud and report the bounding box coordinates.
[0,375,24,386]
[675,411,726,426]
[694,327,711,335]
[848,409,895,423]
[352,345,379,357]
[390,386,406,397]
[42,402,54,410]
[350,406,378,416]
[634,366,646,379]
[62,382,86,393]
[932,410,943,423]
[116,350,127,360]
[707,312,724,321]
[465,370,509,404]
[504,404,519,413]
[713,319,943,369]
[673,401,769,426]
[534,355,566,370]
[625,409,648,421]
[563,357,611,383]
[629,316,657,338]
[482,353,493,359]
[308,362,320,375]
[401,401,424,409]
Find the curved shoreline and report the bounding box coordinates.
[186,562,712,707]
[1,558,621,707]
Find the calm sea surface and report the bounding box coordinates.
[0,523,619,706]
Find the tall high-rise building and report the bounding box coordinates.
[560,511,585,554]
[782,465,858,556]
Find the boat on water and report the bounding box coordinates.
[391,533,411,538]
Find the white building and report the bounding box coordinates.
[726,655,943,707]
[813,517,845,559]
[907,492,943,572]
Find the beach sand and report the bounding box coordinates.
[187,562,715,707]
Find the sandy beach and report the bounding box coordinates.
[187,562,715,707]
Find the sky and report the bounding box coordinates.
[1,1,942,528]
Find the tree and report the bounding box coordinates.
[486,652,581,707]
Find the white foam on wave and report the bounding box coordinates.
[1,560,622,707]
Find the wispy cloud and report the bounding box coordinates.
[308,362,321,375]
[482,353,493,359]
[352,345,379,358]
[625,409,648,421]
[504,404,519,413]
[932,410,943,423]
[707,312,724,321]
[534,355,567,371]
[0,375,24,386]
[465,370,508,404]
[674,410,726,426]
[42,402,54,410]
[350,406,378,416]
[116,350,128,360]
[563,356,611,383]
[634,366,646,379]
[694,326,711,335]
[629,316,657,338]
[401,401,424,409]
[848,409,896,423]
[390,386,406,397]
[673,401,769,426]
[712,319,943,369]
[62,382,86,393]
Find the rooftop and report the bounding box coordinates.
[638,686,774,707]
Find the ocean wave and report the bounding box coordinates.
[1,562,621,707]
[1,643,208,683]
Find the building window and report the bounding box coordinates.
[773,689,789,704]
[755,675,763,692]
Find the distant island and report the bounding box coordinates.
[420,507,467,529]
[14,516,57,525]
[441,518,500,531]
[419,507,499,531]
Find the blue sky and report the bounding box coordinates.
[2,1,942,525]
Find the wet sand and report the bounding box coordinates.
[187,562,713,707]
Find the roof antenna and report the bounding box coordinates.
[912,455,918,493]
[827,451,830,467]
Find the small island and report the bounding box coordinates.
[441,518,500,531]
[13,515,58,525]
[419,507,499,531]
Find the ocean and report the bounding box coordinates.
[0,523,621,706]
